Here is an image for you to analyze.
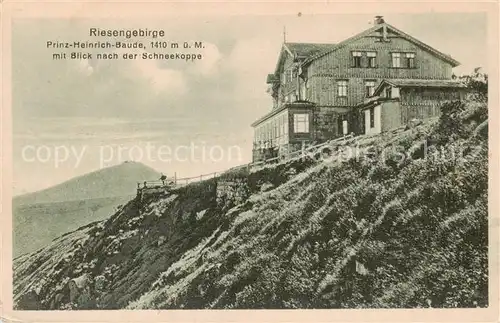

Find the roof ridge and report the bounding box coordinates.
[301,22,460,67]
[285,41,336,44]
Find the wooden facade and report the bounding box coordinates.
[252,17,462,162]
[359,80,467,135]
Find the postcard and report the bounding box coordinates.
[1,1,498,322]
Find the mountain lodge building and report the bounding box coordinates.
[251,16,466,162]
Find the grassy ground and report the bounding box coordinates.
[14,98,488,310]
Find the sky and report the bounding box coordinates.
[12,12,487,195]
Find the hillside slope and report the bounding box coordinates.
[13,161,160,257]
[13,195,133,258]
[13,99,488,309]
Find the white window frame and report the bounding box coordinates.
[293,113,310,133]
[365,80,376,97]
[391,52,401,68]
[385,86,392,98]
[352,51,362,67]
[367,51,377,67]
[406,52,415,68]
[337,80,348,97]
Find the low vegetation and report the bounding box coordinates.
[14,75,488,309]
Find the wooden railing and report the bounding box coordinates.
[137,134,356,191]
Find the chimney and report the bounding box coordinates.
[374,15,385,25]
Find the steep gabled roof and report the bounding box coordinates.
[272,42,338,76]
[302,22,460,67]
[284,42,337,59]
[373,78,465,95]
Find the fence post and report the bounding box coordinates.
[174,172,177,185]
[200,174,203,181]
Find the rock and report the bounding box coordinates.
[409,118,423,128]
[157,235,166,247]
[68,273,91,303]
[50,292,65,310]
[473,119,488,138]
[196,209,207,220]
[260,182,274,192]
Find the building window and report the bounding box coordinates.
[287,69,294,83]
[293,113,309,133]
[283,114,289,135]
[282,68,292,85]
[352,51,362,67]
[369,107,375,128]
[367,52,377,67]
[337,80,348,97]
[280,115,285,136]
[406,53,415,68]
[391,52,401,68]
[365,80,376,97]
[385,86,392,98]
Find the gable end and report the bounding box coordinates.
[302,23,460,68]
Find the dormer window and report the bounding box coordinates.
[351,51,362,67]
[385,86,392,98]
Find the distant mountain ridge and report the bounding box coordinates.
[13,161,161,257]
[14,161,161,205]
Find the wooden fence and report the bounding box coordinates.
[137,134,356,191]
